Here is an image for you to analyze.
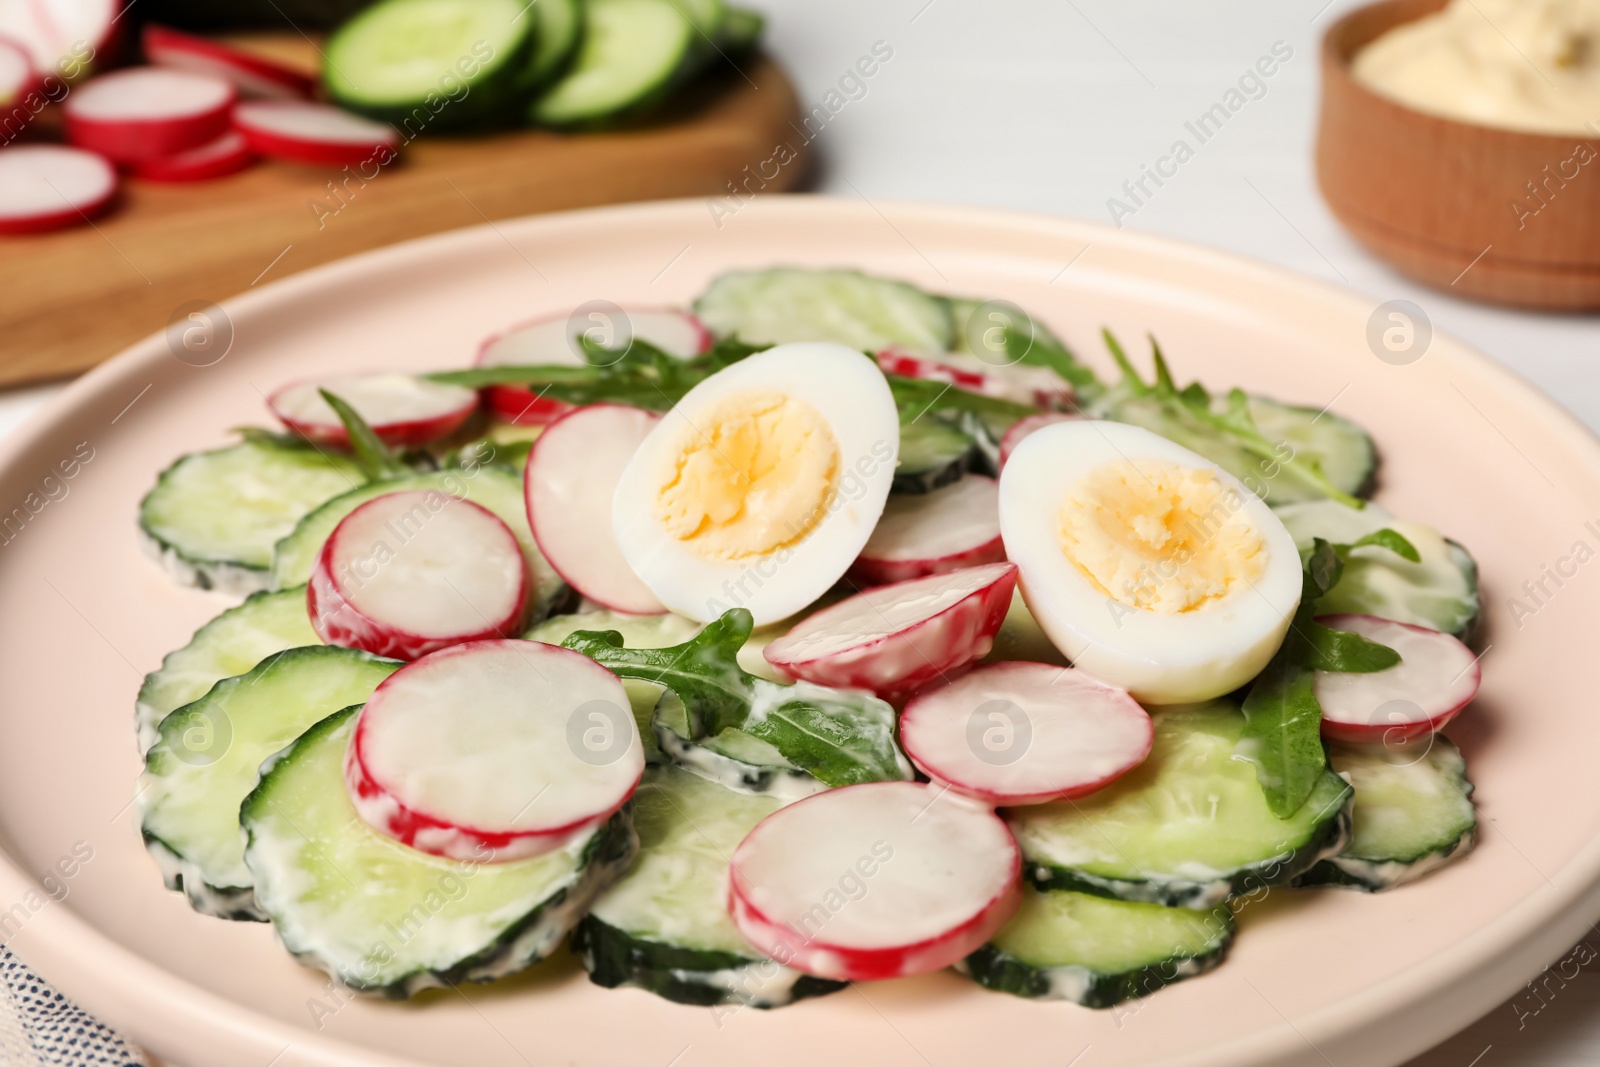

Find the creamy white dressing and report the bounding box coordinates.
[1354,0,1600,135]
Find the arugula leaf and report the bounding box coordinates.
[1097,331,1364,509]
[562,610,913,788]
[317,390,409,482]
[1235,533,1414,816]
[1001,322,1103,398]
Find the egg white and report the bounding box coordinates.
[612,342,900,625]
[999,420,1302,704]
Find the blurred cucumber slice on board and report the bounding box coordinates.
[530,0,694,126]
[518,0,582,92]
[323,0,536,127]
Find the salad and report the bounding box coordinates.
[133,267,1482,1010]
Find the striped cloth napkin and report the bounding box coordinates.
[0,948,148,1066]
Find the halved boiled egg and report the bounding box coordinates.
[612,342,900,625]
[999,421,1302,704]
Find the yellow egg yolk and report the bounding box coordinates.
[654,390,841,561]
[1057,459,1267,613]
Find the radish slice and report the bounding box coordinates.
[269,373,479,448]
[1313,613,1481,743]
[142,24,315,100]
[727,781,1021,981]
[899,662,1153,806]
[876,348,1073,409]
[0,145,116,234]
[0,34,36,105]
[999,412,1079,469]
[131,129,254,182]
[0,0,114,78]
[308,491,528,660]
[63,68,234,163]
[233,100,398,167]
[477,308,710,425]
[524,403,664,615]
[763,563,1017,700]
[347,639,644,861]
[852,475,1004,585]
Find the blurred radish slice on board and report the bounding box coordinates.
[64,68,234,163]
[0,145,116,234]
[131,129,254,182]
[233,100,399,167]
[142,23,314,100]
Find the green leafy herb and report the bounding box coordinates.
[971,308,1103,400]
[1098,331,1364,509]
[562,610,913,788]
[1236,532,1418,816]
[318,389,409,482]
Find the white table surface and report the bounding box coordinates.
[6,1,1596,1063]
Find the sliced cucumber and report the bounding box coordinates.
[694,268,955,353]
[1273,499,1481,638]
[1005,701,1352,908]
[530,0,693,127]
[135,586,318,753]
[519,0,583,91]
[242,707,635,996]
[324,0,536,127]
[958,887,1233,1007]
[1297,737,1476,892]
[140,439,363,594]
[270,465,568,621]
[1096,393,1375,506]
[894,417,975,494]
[576,766,845,1007]
[524,609,705,763]
[718,5,763,53]
[652,690,827,800]
[139,646,400,920]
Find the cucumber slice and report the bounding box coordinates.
[139,646,400,920]
[718,6,763,53]
[576,766,846,1007]
[694,268,955,353]
[1005,701,1352,908]
[140,439,363,594]
[1097,393,1375,506]
[894,417,975,494]
[1297,737,1476,892]
[323,0,535,128]
[1273,499,1481,638]
[524,609,705,764]
[519,0,582,91]
[652,690,827,800]
[135,586,318,753]
[958,888,1233,1007]
[530,0,693,127]
[242,707,635,996]
[270,465,568,621]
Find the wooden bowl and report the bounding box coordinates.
[1318,0,1600,310]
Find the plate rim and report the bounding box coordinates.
[3,194,1599,1067]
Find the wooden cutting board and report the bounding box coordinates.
[0,38,806,387]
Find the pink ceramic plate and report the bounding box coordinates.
[0,197,1594,1067]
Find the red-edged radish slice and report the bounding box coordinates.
[850,475,1004,585]
[1313,613,1481,743]
[233,100,398,167]
[308,491,527,660]
[0,0,115,79]
[876,348,1074,409]
[346,639,643,861]
[524,403,664,615]
[999,412,1079,469]
[899,662,1153,806]
[477,308,711,425]
[0,145,116,234]
[269,373,479,448]
[63,68,234,163]
[0,34,37,103]
[130,129,254,182]
[142,24,315,100]
[727,781,1021,981]
[763,563,1016,699]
